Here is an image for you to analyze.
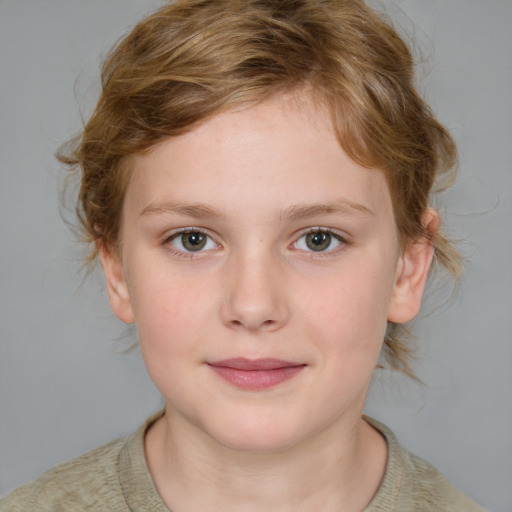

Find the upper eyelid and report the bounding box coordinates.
[291,228,348,255]
[164,226,218,242]
[162,226,348,247]
[163,228,221,259]
[294,226,348,240]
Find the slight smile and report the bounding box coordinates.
[207,358,307,390]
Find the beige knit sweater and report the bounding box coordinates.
[0,413,486,511]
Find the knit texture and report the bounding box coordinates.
[0,413,486,511]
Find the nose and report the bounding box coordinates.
[220,248,290,332]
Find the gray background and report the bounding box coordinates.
[0,1,510,510]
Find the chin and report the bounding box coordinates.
[215,430,301,454]
[201,411,311,454]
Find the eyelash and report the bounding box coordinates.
[163,228,220,259]
[293,228,348,257]
[163,227,348,258]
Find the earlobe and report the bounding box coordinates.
[387,209,439,324]
[98,243,135,324]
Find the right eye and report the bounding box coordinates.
[168,230,218,253]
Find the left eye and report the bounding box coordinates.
[169,231,218,253]
[294,230,343,252]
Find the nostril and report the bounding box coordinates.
[228,318,276,331]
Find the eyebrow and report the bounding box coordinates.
[280,199,375,220]
[140,202,225,219]
[140,198,374,220]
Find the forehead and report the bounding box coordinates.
[125,93,392,221]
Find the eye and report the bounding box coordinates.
[168,230,218,253]
[294,229,344,252]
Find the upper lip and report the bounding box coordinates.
[207,358,304,370]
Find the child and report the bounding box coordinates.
[0,0,488,510]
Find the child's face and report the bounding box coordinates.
[102,93,431,451]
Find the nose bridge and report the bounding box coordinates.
[221,242,289,332]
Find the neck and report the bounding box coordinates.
[145,410,387,512]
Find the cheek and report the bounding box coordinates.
[299,260,395,356]
[129,269,215,361]
[131,279,214,404]
[288,266,396,423]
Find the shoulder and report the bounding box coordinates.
[400,449,487,512]
[0,437,127,512]
[365,416,487,512]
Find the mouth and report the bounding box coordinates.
[207,358,306,390]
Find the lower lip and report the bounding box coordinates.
[208,365,305,390]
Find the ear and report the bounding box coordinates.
[387,209,439,324]
[98,243,135,324]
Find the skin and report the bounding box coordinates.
[101,93,437,511]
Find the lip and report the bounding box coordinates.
[207,358,306,390]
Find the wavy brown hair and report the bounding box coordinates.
[58,0,462,378]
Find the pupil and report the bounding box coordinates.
[306,231,331,251]
[183,232,206,251]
